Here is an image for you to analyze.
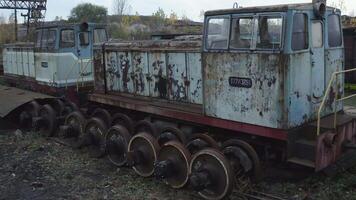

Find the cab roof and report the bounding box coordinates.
[35,22,106,30]
[205,3,339,16]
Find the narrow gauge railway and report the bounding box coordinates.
[1,1,356,200]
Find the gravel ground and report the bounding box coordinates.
[0,119,356,200]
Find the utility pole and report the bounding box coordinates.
[14,0,17,41]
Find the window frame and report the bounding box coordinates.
[204,12,285,53]
[229,14,255,51]
[255,13,285,51]
[327,14,343,49]
[93,28,108,44]
[60,28,75,48]
[204,15,231,51]
[311,20,324,48]
[291,12,309,52]
[46,29,57,50]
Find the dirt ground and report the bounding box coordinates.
[0,118,356,200]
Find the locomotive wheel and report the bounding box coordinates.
[63,101,79,116]
[91,108,112,127]
[134,120,158,137]
[128,132,160,177]
[59,111,86,146]
[222,139,262,181]
[19,101,40,129]
[83,117,108,157]
[51,99,66,116]
[189,148,234,200]
[157,127,187,146]
[154,141,191,189]
[186,133,220,154]
[105,125,132,167]
[33,104,57,137]
[111,113,134,134]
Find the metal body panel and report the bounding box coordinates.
[204,53,286,129]
[102,39,203,105]
[187,53,203,104]
[149,52,167,98]
[132,52,149,96]
[167,53,188,101]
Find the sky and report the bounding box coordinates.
[0,0,355,23]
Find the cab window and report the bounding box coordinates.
[47,30,57,49]
[257,16,283,49]
[328,14,342,47]
[292,13,309,51]
[60,29,75,48]
[37,29,56,50]
[94,29,108,43]
[206,17,230,49]
[230,17,254,49]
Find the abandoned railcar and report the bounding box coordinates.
[61,2,356,200]
[1,23,107,102]
[5,1,356,200]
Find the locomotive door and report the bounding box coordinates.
[311,20,325,100]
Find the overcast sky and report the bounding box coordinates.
[0,0,355,23]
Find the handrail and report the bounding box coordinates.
[76,59,93,92]
[64,58,93,90]
[317,68,356,136]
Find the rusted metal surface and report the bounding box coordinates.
[93,47,106,94]
[204,53,287,129]
[89,93,288,141]
[315,115,356,171]
[0,85,52,118]
[103,38,202,105]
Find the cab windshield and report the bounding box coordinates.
[206,14,283,51]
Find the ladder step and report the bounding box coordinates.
[288,157,316,168]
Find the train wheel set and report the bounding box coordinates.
[18,98,262,200]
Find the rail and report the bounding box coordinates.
[317,68,356,136]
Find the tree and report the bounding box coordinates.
[168,11,178,25]
[113,0,132,16]
[68,3,108,23]
[152,7,166,28]
[0,15,15,44]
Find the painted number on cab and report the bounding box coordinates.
[228,77,252,88]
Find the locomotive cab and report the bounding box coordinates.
[203,2,354,171]
[33,23,108,87]
[203,2,344,130]
[2,23,108,89]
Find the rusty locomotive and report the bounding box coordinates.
[1,1,356,200]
